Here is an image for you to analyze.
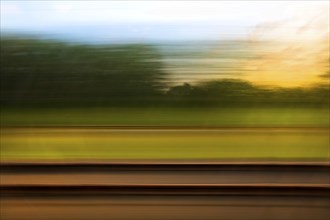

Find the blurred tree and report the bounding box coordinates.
[0,37,166,107]
[167,83,192,96]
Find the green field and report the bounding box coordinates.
[1,128,329,161]
[1,107,329,127]
[1,107,328,161]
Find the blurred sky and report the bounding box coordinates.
[1,1,327,41]
[1,0,329,87]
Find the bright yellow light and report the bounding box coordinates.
[242,6,329,87]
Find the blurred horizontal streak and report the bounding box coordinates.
[1,126,328,161]
[2,195,329,220]
[2,108,328,127]
[1,184,329,197]
[1,162,329,185]
[2,161,329,172]
[2,200,329,220]
[2,163,329,220]
[1,125,329,130]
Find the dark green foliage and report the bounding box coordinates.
[1,37,165,107]
[165,80,329,107]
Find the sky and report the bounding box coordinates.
[0,1,309,27]
[1,0,329,87]
[1,1,327,41]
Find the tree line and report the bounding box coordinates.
[1,37,328,107]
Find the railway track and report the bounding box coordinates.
[1,162,329,220]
